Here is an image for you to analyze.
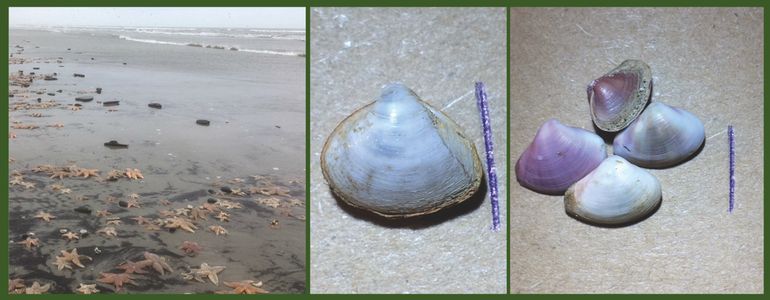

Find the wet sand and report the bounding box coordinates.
[9,28,306,294]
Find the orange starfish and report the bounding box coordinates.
[57,248,91,268]
[49,171,70,180]
[164,216,197,233]
[116,260,150,274]
[138,251,173,275]
[220,280,270,294]
[8,278,25,294]
[124,168,144,180]
[74,168,99,178]
[24,281,51,294]
[33,211,55,222]
[179,241,202,256]
[209,225,228,236]
[96,226,118,237]
[106,218,122,226]
[189,207,208,221]
[97,273,136,292]
[17,236,40,249]
[215,211,230,222]
[131,215,151,225]
[62,231,80,241]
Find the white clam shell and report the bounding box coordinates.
[613,102,705,168]
[564,155,662,225]
[321,83,483,217]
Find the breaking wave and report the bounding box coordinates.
[118,35,304,57]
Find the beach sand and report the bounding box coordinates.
[8,27,306,294]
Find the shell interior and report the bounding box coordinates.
[587,59,652,132]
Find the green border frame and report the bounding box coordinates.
[4,0,768,297]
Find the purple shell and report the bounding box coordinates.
[515,119,608,195]
[613,102,705,168]
[587,60,652,132]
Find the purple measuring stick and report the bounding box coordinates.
[728,125,735,213]
[475,82,500,231]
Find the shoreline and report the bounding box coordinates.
[9,28,306,294]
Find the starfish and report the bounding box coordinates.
[124,168,144,180]
[230,188,247,196]
[97,226,118,237]
[128,193,140,200]
[9,278,25,294]
[256,185,290,197]
[217,200,242,209]
[143,221,162,231]
[97,272,136,292]
[11,124,39,130]
[53,255,73,271]
[158,209,176,218]
[209,225,228,236]
[131,215,151,225]
[126,199,141,208]
[106,169,123,180]
[286,198,304,207]
[59,248,91,268]
[215,211,230,222]
[164,216,197,233]
[255,197,281,208]
[60,188,72,194]
[189,207,208,220]
[75,283,100,294]
[179,241,203,256]
[139,251,173,275]
[49,170,70,179]
[34,211,55,222]
[20,181,35,189]
[17,236,40,249]
[95,209,111,217]
[62,231,80,241]
[9,176,24,186]
[106,218,122,226]
[144,224,161,232]
[116,260,150,274]
[74,168,99,178]
[220,280,270,294]
[184,263,226,286]
[33,164,57,173]
[24,281,51,294]
[201,202,219,212]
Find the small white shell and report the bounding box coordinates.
[321,83,483,217]
[564,155,662,225]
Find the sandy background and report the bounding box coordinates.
[310,8,507,293]
[510,8,764,293]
